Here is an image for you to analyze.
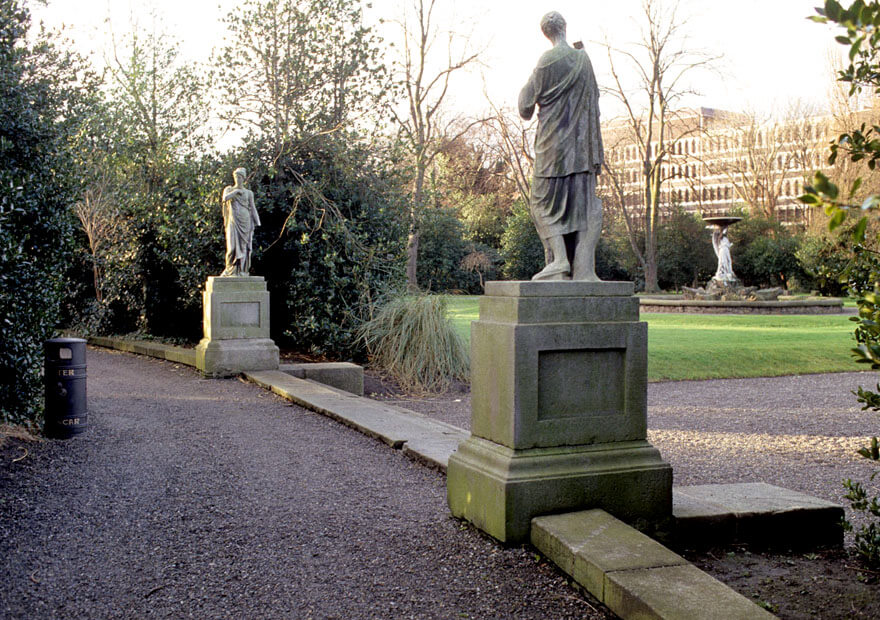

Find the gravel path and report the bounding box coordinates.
[384,372,880,534]
[0,348,610,619]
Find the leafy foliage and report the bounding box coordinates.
[655,207,715,290]
[0,1,93,425]
[499,200,545,281]
[416,207,498,293]
[804,0,880,567]
[244,135,408,357]
[726,212,805,289]
[358,293,468,393]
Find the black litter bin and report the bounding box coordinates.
[44,338,87,438]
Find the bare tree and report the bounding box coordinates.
[107,13,211,190]
[597,131,654,264]
[700,103,821,223]
[390,0,481,289]
[216,0,391,154]
[479,101,535,207]
[601,0,718,292]
[72,172,121,303]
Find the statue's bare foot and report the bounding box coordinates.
[532,261,570,281]
[571,269,601,282]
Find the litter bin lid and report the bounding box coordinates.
[45,338,87,365]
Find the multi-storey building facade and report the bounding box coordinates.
[598,107,839,226]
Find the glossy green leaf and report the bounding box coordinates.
[851,177,863,197]
[853,216,868,242]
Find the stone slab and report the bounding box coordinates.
[604,564,775,620]
[448,435,672,543]
[532,510,688,599]
[280,362,363,396]
[532,509,774,620]
[205,275,268,293]
[479,294,640,324]
[401,435,465,473]
[485,280,634,298]
[244,371,468,459]
[196,337,279,378]
[673,482,844,549]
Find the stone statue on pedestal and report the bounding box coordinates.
[221,167,260,277]
[518,11,604,281]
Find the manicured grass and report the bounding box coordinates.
[445,295,481,342]
[443,295,859,382]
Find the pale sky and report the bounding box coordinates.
[31,0,841,124]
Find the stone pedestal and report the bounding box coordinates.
[447,281,672,543]
[195,276,279,377]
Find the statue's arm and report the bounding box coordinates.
[222,185,237,201]
[248,190,260,227]
[518,72,538,120]
[221,186,232,224]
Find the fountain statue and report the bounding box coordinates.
[683,216,783,301]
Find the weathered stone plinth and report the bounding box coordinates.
[195,276,279,377]
[447,281,672,543]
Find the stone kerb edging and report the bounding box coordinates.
[87,336,198,366]
[532,510,777,620]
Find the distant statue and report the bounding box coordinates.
[518,11,604,281]
[221,167,260,277]
[712,227,736,282]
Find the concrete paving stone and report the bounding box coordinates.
[603,564,775,620]
[245,370,467,458]
[280,362,364,396]
[674,482,844,548]
[532,510,689,600]
[671,490,737,545]
[401,433,467,472]
[164,347,197,367]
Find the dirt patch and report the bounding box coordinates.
[0,424,41,451]
[681,546,879,618]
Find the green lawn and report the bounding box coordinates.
[444,296,859,382]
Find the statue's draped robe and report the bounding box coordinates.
[519,44,604,240]
[222,187,259,276]
[713,231,735,281]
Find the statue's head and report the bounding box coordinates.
[233,167,246,183]
[540,11,566,41]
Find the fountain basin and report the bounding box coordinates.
[639,295,844,315]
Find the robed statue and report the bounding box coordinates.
[221,167,260,277]
[712,227,736,282]
[519,11,604,281]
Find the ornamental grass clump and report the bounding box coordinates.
[358,294,469,394]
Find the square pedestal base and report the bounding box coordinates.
[448,435,673,543]
[196,338,280,378]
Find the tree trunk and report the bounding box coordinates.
[93,263,103,303]
[643,256,659,293]
[406,231,420,291]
